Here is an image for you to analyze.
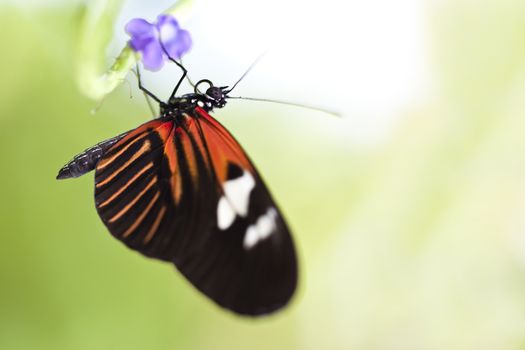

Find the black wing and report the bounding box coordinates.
[93,109,297,316]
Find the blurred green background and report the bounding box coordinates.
[2,1,525,349]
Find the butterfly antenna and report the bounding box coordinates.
[225,52,267,94]
[228,96,341,117]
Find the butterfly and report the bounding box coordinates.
[57,63,298,316]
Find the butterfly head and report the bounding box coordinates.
[162,79,231,115]
[195,79,229,109]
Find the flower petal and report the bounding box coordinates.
[164,29,192,59]
[141,40,166,71]
[128,35,154,53]
[156,14,180,32]
[125,14,192,71]
[125,18,155,37]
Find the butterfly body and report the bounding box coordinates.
[58,82,298,316]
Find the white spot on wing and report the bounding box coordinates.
[216,170,256,230]
[244,226,259,249]
[256,208,277,240]
[243,208,278,249]
[223,171,255,216]
[217,196,236,230]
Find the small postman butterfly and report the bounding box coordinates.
[57,54,298,315]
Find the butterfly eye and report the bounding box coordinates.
[206,86,225,101]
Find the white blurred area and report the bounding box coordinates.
[111,0,431,147]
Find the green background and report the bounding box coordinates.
[2,1,525,349]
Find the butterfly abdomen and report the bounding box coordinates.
[56,134,125,180]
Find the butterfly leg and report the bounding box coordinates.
[167,58,187,101]
[157,40,189,100]
[130,66,157,117]
[134,64,164,106]
[179,58,196,89]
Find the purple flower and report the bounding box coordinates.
[125,14,192,71]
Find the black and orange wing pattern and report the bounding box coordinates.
[92,107,297,315]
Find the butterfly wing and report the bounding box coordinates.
[94,109,297,316]
[94,118,180,255]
